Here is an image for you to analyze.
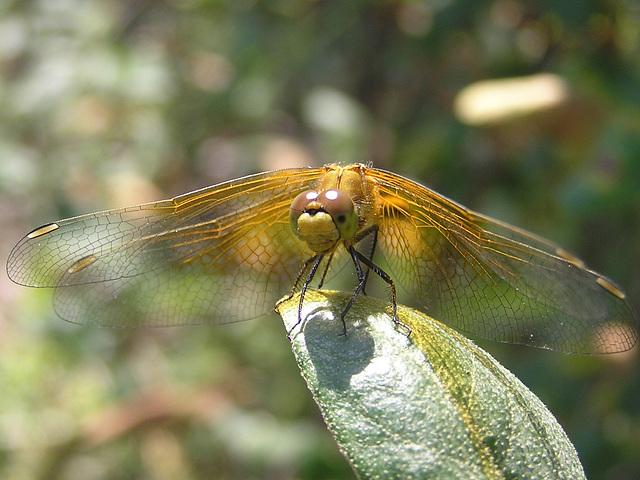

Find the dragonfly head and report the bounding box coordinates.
[290,189,359,253]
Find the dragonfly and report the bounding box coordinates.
[6,164,638,354]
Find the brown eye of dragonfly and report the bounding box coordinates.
[316,190,358,240]
[289,190,319,235]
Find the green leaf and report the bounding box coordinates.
[276,290,586,480]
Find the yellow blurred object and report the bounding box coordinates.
[454,73,569,125]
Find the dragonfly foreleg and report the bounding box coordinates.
[317,249,336,289]
[285,253,324,338]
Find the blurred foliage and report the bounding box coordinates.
[0,0,639,479]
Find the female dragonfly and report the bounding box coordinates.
[7,164,638,354]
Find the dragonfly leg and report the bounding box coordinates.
[316,249,335,289]
[348,246,411,336]
[285,253,324,338]
[360,227,378,296]
[338,246,368,335]
[277,255,314,311]
[350,226,379,296]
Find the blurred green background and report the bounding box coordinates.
[1,1,639,479]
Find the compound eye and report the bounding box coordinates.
[289,190,318,236]
[317,190,358,239]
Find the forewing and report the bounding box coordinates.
[371,168,639,353]
[7,168,323,326]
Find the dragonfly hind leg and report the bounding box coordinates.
[344,246,411,337]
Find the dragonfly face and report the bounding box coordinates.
[6,164,639,354]
[289,189,357,252]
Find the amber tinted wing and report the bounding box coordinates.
[7,168,323,327]
[370,168,639,353]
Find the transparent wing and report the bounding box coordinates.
[370,168,638,353]
[6,168,324,327]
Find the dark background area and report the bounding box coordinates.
[0,1,639,479]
